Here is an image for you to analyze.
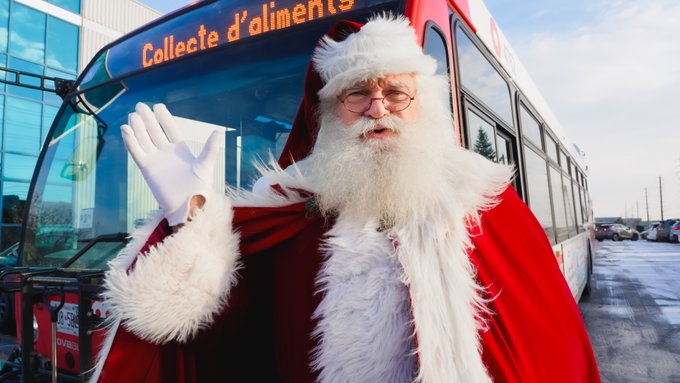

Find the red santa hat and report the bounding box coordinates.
[313,15,438,100]
[278,15,437,168]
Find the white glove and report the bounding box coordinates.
[121,103,225,226]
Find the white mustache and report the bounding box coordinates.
[350,115,405,138]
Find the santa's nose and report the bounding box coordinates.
[364,98,390,119]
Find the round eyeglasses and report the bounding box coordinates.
[340,90,415,114]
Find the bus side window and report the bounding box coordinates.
[465,104,520,193]
[520,104,556,244]
[422,23,451,112]
[453,25,513,127]
[423,23,450,77]
[524,145,556,244]
[519,102,541,148]
[549,165,569,243]
[451,21,520,194]
[574,175,584,232]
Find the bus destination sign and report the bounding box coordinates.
[142,0,357,69]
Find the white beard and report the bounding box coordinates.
[306,75,512,382]
[309,103,458,227]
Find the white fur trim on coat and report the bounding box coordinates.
[398,149,510,383]
[233,156,314,208]
[311,218,418,383]
[102,190,240,344]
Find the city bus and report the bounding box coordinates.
[0,0,594,380]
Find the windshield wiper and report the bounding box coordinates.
[61,232,128,268]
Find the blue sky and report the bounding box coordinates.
[485,0,680,220]
[137,0,680,220]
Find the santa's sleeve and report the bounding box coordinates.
[470,187,600,383]
[103,190,240,345]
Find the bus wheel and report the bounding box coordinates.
[582,244,594,298]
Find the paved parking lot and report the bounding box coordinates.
[579,240,680,383]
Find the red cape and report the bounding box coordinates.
[97,187,599,382]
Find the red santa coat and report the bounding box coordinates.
[93,185,599,382]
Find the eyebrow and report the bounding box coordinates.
[345,80,412,92]
[382,79,407,87]
[382,80,411,91]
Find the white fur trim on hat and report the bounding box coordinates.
[313,15,438,99]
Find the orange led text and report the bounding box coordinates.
[141,0,356,68]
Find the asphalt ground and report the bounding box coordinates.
[579,239,680,383]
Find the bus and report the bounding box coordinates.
[0,0,594,380]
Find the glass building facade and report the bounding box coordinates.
[0,0,80,250]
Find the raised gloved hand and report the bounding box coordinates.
[121,103,225,226]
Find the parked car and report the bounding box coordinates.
[642,223,659,240]
[653,219,678,242]
[595,223,639,241]
[670,221,680,243]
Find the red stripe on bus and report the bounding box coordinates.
[450,0,475,32]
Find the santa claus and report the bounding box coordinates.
[91,15,600,383]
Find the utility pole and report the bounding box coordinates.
[659,176,664,221]
[645,188,650,223]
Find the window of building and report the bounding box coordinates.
[524,146,555,244]
[455,26,512,125]
[520,103,541,147]
[3,153,37,180]
[0,1,9,52]
[47,0,81,14]
[1,0,80,251]
[4,97,42,155]
[47,16,79,74]
[0,54,6,93]
[9,3,46,63]
[8,57,44,100]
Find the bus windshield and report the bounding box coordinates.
[21,0,400,268]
